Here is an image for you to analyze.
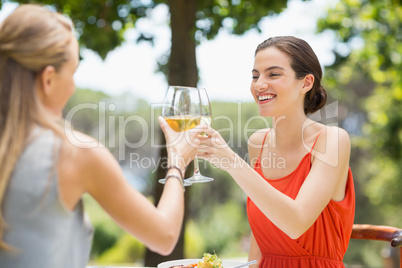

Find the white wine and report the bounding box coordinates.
[165,116,201,132]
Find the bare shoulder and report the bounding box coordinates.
[62,130,119,178]
[64,130,105,149]
[326,126,350,149]
[57,130,122,208]
[312,126,351,167]
[248,128,271,150]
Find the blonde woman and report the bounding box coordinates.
[0,4,203,267]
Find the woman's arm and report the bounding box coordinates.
[83,146,185,255]
[200,126,351,239]
[59,118,205,255]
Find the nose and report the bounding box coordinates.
[255,79,269,92]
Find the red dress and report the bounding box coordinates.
[247,130,355,267]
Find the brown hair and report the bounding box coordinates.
[0,4,73,250]
[255,36,327,115]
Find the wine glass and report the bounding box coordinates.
[185,88,214,183]
[158,86,202,186]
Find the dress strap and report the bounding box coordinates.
[258,129,272,159]
[310,130,325,153]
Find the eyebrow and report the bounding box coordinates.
[252,66,285,73]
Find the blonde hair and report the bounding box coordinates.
[0,4,74,250]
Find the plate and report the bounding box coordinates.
[157,259,200,268]
[157,259,245,268]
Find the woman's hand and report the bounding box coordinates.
[196,126,239,170]
[158,116,207,170]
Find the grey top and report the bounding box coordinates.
[0,128,94,268]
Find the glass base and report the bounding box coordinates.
[185,174,214,184]
[158,178,192,187]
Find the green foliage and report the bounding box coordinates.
[96,233,145,264]
[318,0,402,207]
[344,240,384,267]
[2,0,299,58]
[184,220,206,258]
[83,195,124,258]
[91,219,123,258]
[195,0,294,40]
[197,201,250,257]
[317,0,402,265]
[6,0,156,59]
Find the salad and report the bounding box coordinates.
[169,253,222,268]
[197,253,223,268]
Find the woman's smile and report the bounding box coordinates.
[258,93,277,103]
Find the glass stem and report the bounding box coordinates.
[193,156,201,177]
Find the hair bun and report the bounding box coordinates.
[304,86,327,115]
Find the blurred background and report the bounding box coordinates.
[1,0,401,267]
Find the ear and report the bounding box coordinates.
[300,74,314,94]
[37,65,56,97]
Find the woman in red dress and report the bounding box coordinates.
[199,36,355,267]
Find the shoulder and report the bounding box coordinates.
[312,126,351,167]
[64,130,104,149]
[58,130,126,208]
[248,128,271,150]
[61,130,119,179]
[319,126,350,149]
